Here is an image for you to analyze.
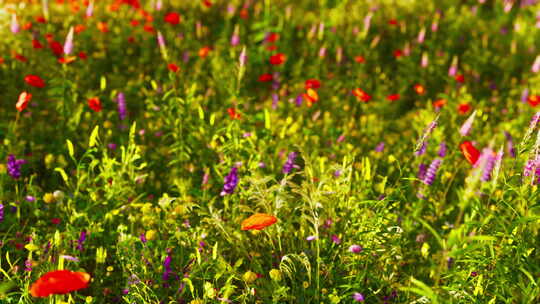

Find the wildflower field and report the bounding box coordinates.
[1,0,540,303]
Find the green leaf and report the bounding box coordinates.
[89,126,99,148]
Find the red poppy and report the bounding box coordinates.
[352,88,371,102]
[258,73,273,82]
[130,19,140,27]
[305,79,321,90]
[25,75,46,88]
[241,213,277,230]
[164,12,181,25]
[88,97,102,112]
[16,92,32,112]
[303,88,319,107]
[0,57,4,65]
[58,56,77,64]
[393,49,403,58]
[128,36,136,43]
[227,107,241,119]
[202,0,212,7]
[22,22,33,30]
[414,84,425,95]
[528,95,540,107]
[199,46,211,58]
[460,141,480,165]
[30,270,91,297]
[266,33,279,43]
[354,56,365,63]
[35,16,47,23]
[433,99,447,108]
[74,24,86,34]
[32,39,43,49]
[455,74,465,83]
[78,51,87,60]
[387,94,400,101]
[458,103,471,115]
[49,40,63,57]
[168,63,180,73]
[51,218,61,225]
[388,19,398,25]
[266,44,277,51]
[14,53,28,62]
[269,53,286,65]
[143,24,155,33]
[239,8,249,19]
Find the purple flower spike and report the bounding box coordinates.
[438,142,447,157]
[423,158,442,185]
[282,152,298,174]
[7,155,26,179]
[220,167,239,196]
[117,92,127,121]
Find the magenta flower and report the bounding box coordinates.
[352,292,365,302]
[220,167,239,196]
[349,245,363,253]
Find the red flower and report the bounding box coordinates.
[78,51,87,60]
[30,270,91,297]
[269,53,286,65]
[14,53,28,62]
[32,39,43,49]
[303,88,319,107]
[455,74,465,83]
[164,12,181,25]
[352,88,371,102]
[227,108,241,120]
[239,8,249,19]
[266,44,277,51]
[49,40,63,57]
[16,92,32,112]
[258,73,273,82]
[393,49,403,58]
[51,218,61,225]
[387,94,400,101]
[22,22,33,30]
[130,19,140,27]
[354,56,365,63]
[199,46,211,58]
[88,97,102,112]
[460,141,480,165]
[528,95,540,107]
[266,33,279,43]
[58,56,77,64]
[433,99,447,108]
[414,84,425,95]
[74,24,86,34]
[457,103,471,115]
[97,22,108,33]
[241,213,277,230]
[168,63,180,73]
[143,24,155,33]
[202,0,212,7]
[25,75,46,88]
[388,19,398,25]
[35,16,47,23]
[305,79,321,90]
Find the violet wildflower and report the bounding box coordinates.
[504,131,515,157]
[422,158,442,185]
[25,259,32,272]
[155,0,162,11]
[480,148,496,182]
[140,233,147,244]
[63,26,74,55]
[521,88,529,103]
[318,46,326,58]
[117,92,127,120]
[438,141,447,157]
[10,14,20,34]
[272,93,279,109]
[459,110,477,136]
[76,230,87,251]
[418,163,428,180]
[295,94,303,106]
[282,152,298,174]
[7,154,26,179]
[375,142,385,152]
[162,255,172,281]
[415,141,427,156]
[349,245,363,253]
[60,255,80,262]
[220,167,239,196]
[25,195,36,202]
[0,204,3,222]
[157,31,166,48]
[363,13,372,33]
[352,292,365,302]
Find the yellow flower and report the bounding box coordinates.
[303,281,309,288]
[43,193,56,204]
[243,271,257,283]
[269,269,282,282]
[189,299,203,304]
[146,230,157,241]
[103,121,113,129]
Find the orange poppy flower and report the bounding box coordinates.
[22,22,33,30]
[269,53,286,65]
[16,92,32,112]
[30,270,91,297]
[352,88,371,102]
[354,56,365,63]
[74,24,86,34]
[303,88,319,107]
[239,8,249,19]
[460,141,480,165]
[25,75,46,88]
[241,213,277,231]
[199,46,211,58]
[414,84,425,95]
[528,95,540,107]
[202,0,212,8]
[58,56,77,64]
[88,97,102,112]
[227,108,241,120]
[433,99,447,108]
[97,22,108,33]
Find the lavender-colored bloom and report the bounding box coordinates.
[349,245,363,253]
[63,27,74,55]
[334,169,342,177]
[480,148,496,182]
[459,110,477,136]
[76,230,87,251]
[7,154,26,179]
[117,92,127,120]
[521,88,530,103]
[375,142,385,152]
[272,93,279,109]
[86,0,94,17]
[282,152,298,174]
[415,141,427,156]
[25,195,36,202]
[11,14,20,34]
[220,167,239,196]
[60,255,80,262]
[182,51,190,63]
[295,94,303,106]
[504,131,516,157]
[108,143,117,150]
[422,158,442,185]
[431,20,438,32]
[418,163,427,180]
[155,0,162,11]
[438,142,447,157]
[352,292,365,302]
[0,204,3,222]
